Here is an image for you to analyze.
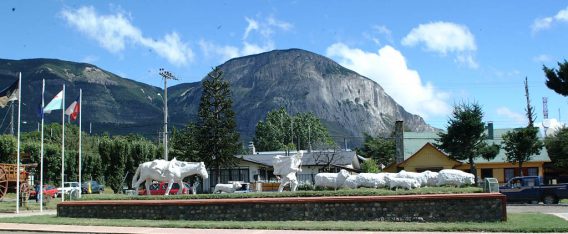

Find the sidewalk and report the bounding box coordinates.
[0,224,558,234]
[0,209,56,218]
[0,209,565,234]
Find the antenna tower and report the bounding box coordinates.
[543,97,549,119]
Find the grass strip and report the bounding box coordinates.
[79,187,483,200]
[0,213,565,232]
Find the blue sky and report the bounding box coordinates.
[2,1,568,131]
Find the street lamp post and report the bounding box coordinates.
[159,68,177,160]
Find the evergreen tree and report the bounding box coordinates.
[543,60,568,96]
[435,102,495,183]
[357,133,395,166]
[502,78,544,176]
[197,67,240,183]
[170,123,201,162]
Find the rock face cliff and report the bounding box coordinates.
[169,49,434,145]
[0,49,434,146]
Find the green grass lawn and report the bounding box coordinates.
[0,213,565,232]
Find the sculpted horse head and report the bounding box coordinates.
[176,161,209,180]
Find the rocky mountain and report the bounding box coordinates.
[0,49,435,147]
[168,49,435,146]
[0,58,164,136]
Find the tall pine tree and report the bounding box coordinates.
[502,77,543,176]
[197,67,240,184]
[543,60,568,96]
[435,102,497,183]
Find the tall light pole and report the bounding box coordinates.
[159,68,177,160]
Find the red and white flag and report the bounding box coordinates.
[65,97,80,121]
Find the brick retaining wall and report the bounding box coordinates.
[57,193,506,222]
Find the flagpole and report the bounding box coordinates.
[16,72,21,213]
[61,84,65,202]
[78,89,82,198]
[40,79,45,212]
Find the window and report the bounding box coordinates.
[527,167,538,176]
[504,168,515,182]
[481,168,493,179]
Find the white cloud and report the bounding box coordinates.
[496,107,526,126]
[200,16,289,63]
[456,54,479,69]
[540,118,566,137]
[199,40,274,62]
[532,6,568,33]
[402,22,476,54]
[533,54,552,63]
[402,22,478,68]
[243,17,259,40]
[267,16,293,31]
[326,43,451,119]
[61,6,193,66]
[364,25,393,46]
[243,15,292,40]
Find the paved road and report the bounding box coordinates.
[507,204,568,214]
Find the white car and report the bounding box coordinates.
[57,182,81,197]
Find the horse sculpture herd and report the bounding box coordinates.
[131,151,306,195]
[132,151,474,195]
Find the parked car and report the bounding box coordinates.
[82,181,105,194]
[137,182,191,195]
[29,184,58,200]
[499,176,568,204]
[57,182,81,197]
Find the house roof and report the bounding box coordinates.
[397,142,462,167]
[236,151,360,169]
[403,129,551,164]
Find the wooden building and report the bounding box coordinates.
[384,127,550,184]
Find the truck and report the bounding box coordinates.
[499,176,568,204]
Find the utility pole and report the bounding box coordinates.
[10,102,14,135]
[159,68,178,161]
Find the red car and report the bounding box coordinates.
[137,182,191,195]
[29,184,58,199]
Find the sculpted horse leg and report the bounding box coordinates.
[278,177,289,192]
[164,178,174,195]
[290,177,299,192]
[145,178,152,195]
[176,179,184,195]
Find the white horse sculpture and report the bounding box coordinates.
[273,151,304,192]
[132,158,209,195]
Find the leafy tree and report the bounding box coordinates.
[543,60,568,96]
[254,107,291,151]
[197,67,241,183]
[254,107,333,152]
[435,102,496,183]
[502,127,543,176]
[99,136,128,193]
[361,158,380,173]
[0,134,16,163]
[357,133,395,166]
[293,112,333,151]
[545,127,568,169]
[502,78,544,176]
